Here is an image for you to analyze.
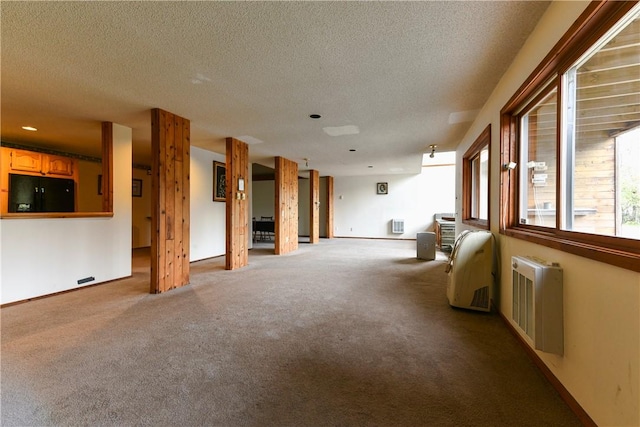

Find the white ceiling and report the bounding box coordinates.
[1,1,550,176]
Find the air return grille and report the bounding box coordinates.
[391,219,404,234]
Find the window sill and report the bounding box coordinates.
[501,227,640,273]
[462,218,489,230]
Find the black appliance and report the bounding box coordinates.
[9,173,75,213]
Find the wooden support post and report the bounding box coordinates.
[225,137,249,270]
[325,176,334,238]
[150,108,190,293]
[310,169,319,244]
[101,122,113,213]
[275,156,299,255]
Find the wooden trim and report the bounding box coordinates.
[101,122,113,213]
[0,275,132,308]
[497,310,597,427]
[462,125,490,230]
[499,0,640,273]
[0,212,113,219]
[501,1,638,115]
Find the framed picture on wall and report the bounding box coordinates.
[377,182,388,194]
[132,179,142,197]
[213,161,226,202]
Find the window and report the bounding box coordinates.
[463,125,490,229]
[500,1,640,272]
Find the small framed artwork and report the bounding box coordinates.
[213,161,226,202]
[132,179,143,197]
[377,182,388,195]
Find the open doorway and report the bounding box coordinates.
[252,163,276,248]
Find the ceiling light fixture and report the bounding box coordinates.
[429,144,437,158]
[22,126,37,131]
[309,114,321,119]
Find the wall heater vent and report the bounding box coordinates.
[391,219,404,234]
[511,256,564,355]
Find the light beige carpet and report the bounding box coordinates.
[1,238,580,426]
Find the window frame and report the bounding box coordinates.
[462,125,491,229]
[500,0,640,273]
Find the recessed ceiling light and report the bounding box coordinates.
[309,114,321,119]
[22,126,37,131]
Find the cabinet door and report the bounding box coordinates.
[10,149,42,173]
[44,155,74,176]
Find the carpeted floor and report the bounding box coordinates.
[1,238,580,426]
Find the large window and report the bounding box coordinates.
[501,1,640,272]
[463,125,490,229]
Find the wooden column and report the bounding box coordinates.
[325,176,334,238]
[150,108,190,294]
[309,169,320,244]
[101,122,113,213]
[275,156,299,255]
[225,137,249,270]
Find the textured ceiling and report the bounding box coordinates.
[1,1,550,176]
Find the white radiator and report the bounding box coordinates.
[511,256,564,355]
[391,219,404,234]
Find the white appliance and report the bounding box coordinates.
[511,256,563,355]
[445,230,495,312]
[416,232,436,260]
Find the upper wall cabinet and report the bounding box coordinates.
[10,149,42,173]
[43,154,74,177]
[8,148,75,177]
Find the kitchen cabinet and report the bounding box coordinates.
[9,149,42,173]
[44,154,74,176]
[7,148,75,177]
[1,147,79,214]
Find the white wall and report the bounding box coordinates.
[190,146,226,261]
[0,124,132,305]
[334,166,455,238]
[77,160,103,212]
[252,180,275,220]
[454,1,640,425]
[131,168,152,248]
